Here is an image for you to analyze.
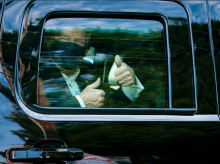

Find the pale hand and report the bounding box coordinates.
[79,78,105,108]
[114,55,136,87]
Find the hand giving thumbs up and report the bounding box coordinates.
[114,55,136,87]
[79,78,105,108]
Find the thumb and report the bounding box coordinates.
[88,77,101,89]
[115,55,122,67]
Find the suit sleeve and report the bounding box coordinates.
[122,75,145,102]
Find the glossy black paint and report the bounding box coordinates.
[0,1,220,164]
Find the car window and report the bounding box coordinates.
[37,18,167,108]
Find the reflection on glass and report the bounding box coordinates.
[38,18,167,108]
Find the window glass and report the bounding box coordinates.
[38,18,167,108]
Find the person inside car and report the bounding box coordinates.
[38,28,144,108]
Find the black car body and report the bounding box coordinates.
[1,0,220,163]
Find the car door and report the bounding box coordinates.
[0,0,220,164]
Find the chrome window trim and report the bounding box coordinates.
[206,1,219,116]
[165,14,172,108]
[14,93,219,121]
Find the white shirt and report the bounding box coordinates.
[60,69,86,107]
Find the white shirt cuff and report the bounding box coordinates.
[122,76,144,102]
[75,95,86,107]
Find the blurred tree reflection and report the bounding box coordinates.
[40,27,167,108]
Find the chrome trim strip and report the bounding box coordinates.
[206,1,219,117]
[163,15,172,108]
[15,97,219,121]
[14,88,217,121]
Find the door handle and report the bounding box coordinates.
[9,147,83,163]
